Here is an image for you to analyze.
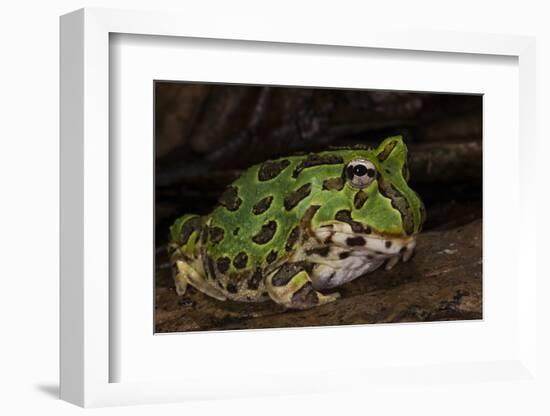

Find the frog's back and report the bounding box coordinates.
[206,151,352,272]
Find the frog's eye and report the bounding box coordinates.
[345,159,377,189]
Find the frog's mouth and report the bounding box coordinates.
[314,223,417,266]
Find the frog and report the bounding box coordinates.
[167,135,426,310]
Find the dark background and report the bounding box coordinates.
[154,83,482,332]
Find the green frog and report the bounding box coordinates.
[168,136,425,309]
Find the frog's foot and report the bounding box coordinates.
[385,239,416,270]
[266,263,340,310]
[402,242,416,263]
[173,265,188,295]
[385,255,400,271]
[174,260,227,301]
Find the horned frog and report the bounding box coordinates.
[168,136,425,309]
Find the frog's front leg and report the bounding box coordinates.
[265,263,340,309]
[173,259,227,301]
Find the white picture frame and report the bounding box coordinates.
[60,7,538,408]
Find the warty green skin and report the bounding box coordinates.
[168,136,425,309]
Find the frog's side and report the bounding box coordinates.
[168,136,426,309]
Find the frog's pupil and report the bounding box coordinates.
[353,164,368,177]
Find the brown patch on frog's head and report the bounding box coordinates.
[283,183,312,211]
[334,209,371,234]
[353,190,368,210]
[377,177,415,235]
[372,137,425,235]
[322,177,345,191]
[292,154,345,178]
[258,159,291,181]
[376,139,397,161]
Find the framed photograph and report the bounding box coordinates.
[60,8,538,408]
[153,82,482,333]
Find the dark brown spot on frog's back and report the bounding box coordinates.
[216,257,231,274]
[266,250,278,264]
[233,227,240,236]
[285,226,300,252]
[252,220,277,244]
[252,195,274,215]
[335,210,369,234]
[354,190,368,209]
[233,252,248,269]
[385,241,392,248]
[219,186,242,211]
[377,140,397,161]
[284,183,312,211]
[208,226,225,245]
[271,263,304,286]
[292,154,344,178]
[346,236,366,246]
[258,159,291,181]
[322,177,344,191]
[247,267,263,290]
[179,216,201,245]
[339,251,350,259]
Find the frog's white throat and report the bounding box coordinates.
[306,224,417,290]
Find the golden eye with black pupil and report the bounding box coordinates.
[345,159,377,189]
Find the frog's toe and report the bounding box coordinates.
[385,255,400,270]
[402,243,416,263]
[174,275,188,296]
[173,262,189,295]
[318,291,340,305]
